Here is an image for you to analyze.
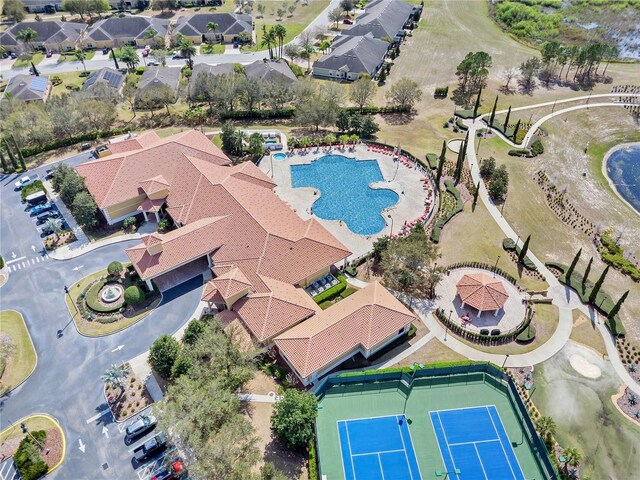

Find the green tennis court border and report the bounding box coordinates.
[314,362,559,480]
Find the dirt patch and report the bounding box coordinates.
[400,338,467,366]
[243,402,307,479]
[244,371,279,396]
[570,311,608,358]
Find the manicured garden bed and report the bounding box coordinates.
[0,311,37,395]
[66,264,161,336]
[104,365,153,421]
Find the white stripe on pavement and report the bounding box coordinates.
[85,408,110,424]
[6,256,26,264]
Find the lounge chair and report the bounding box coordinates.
[480,329,490,336]
[491,329,501,336]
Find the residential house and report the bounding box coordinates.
[312,33,389,81]
[135,67,181,105]
[20,1,61,13]
[1,75,52,102]
[82,16,170,49]
[172,13,253,44]
[342,0,418,42]
[82,67,126,94]
[76,130,416,384]
[0,21,86,53]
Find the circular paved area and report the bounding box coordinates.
[435,267,526,333]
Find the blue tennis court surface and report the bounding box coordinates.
[338,415,422,480]
[430,406,525,480]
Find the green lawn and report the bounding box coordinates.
[49,71,85,96]
[0,311,37,395]
[200,43,225,54]
[58,50,96,62]
[12,52,44,69]
[65,268,161,337]
[0,415,59,444]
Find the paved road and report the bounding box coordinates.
[0,159,203,479]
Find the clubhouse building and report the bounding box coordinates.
[76,130,415,385]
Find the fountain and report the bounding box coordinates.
[100,283,124,303]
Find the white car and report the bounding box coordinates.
[14,174,38,190]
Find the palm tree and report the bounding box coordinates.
[273,24,287,59]
[261,27,276,59]
[16,28,37,51]
[300,44,314,71]
[119,45,139,71]
[101,364,130,400]
[535,416,556,449]
[178,38,196,69]
[206,22,219,43]
[562,447,582,475]
[43,217,63,242]
[75,50,87,74]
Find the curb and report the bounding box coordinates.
[0,265,9,288]
[0,413,66,474]
[0,310,38,397]
[49,234,142,261]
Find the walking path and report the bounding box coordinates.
[236,393,282,403]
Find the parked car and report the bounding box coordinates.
[14,174,39,190]
[142,50,149,57]
[30,202,54,216]
[147,60,160,66]
[343,18,353,24]
[41,221,68,235]
[171,52,184,59]
[2,52,9,59]
[46,50,52,58]
[80,142,91,151]
[125,414,157,440]
[25,191,47,206]
[44,169,54,180]
[133,432,167,462]
[10,52,17,59]
[36,211,62,225]
[151,460,186,480]
[103,47,110,55]
[144,45,152,51]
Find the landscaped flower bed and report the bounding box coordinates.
[104,367,153,421]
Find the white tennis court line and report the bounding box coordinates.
[436,411,461,479]
[377,453,385,480]
[351,448,406,457]
[344,422,357,480]
[473,443,489,480]
[486,406,521,480]
[336,422,349,480]
[402,414,424,480]
[448,439,501,447]
[430,413,450,480]
[395,417,415,480]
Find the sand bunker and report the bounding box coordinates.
[569,354,602,379]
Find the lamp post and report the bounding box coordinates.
[502,354,510,369]
[493,255,501,277]
[388,213,394,237]
[445,309,452,341]
[64,285,77,315]
[21,423,45,450]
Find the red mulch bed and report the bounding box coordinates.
[0,427,63,470]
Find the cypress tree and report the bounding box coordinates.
[0,151,9,172]
[488,95,498,127]
[473,87,482,117]
[608,290,629,320]
[472,181,480,210]
[518,235,531,263]
[454,143,464,184]
[504,106,512,132]
[436,140,446,185]
[582,257,593,287]
[3,139,19,170]
[566,248,582,282]
[588,266,609,304]
[11,135,25,171]
[512,119,521,142]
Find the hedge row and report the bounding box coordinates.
[337,360,496,378]
[313,274,347,304]
[430,179,463,243]
[308,440,318,480]
[454,109,478,119]
[501,238,537,271]
[434,306,533,344]
[219,108,295,120]
[21,127,132,157]
[545,262,625,335]
[344,105,411,115]
[85,279,124,313]
[426,153,438,169]
[508,140,544,158]
[445,261,520,288]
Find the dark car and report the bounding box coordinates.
[36,211,62,225]
[30,202,54,216]
[46,50,52,58]
[103,48,109,55]
[343,18,354,25]
[133,432,167,462]
[10,52,17,59]
[151,460,185,480]
[125,414,157,440]
[44,169,54,180]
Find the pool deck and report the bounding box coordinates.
[259,145,432,260]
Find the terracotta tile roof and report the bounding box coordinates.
[139,175,170,195]
[234,278,318,342]
[201,282,225,303]
[137,198,165,212]
[126,216,226,279]
[456,273,509,311]
[209,266,253,299]
[273,282,414,379]
[107,131,161,155]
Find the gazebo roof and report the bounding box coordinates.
[456,273,509,311]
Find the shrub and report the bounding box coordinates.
[107,261,123,277]
[21,180,46,201]
[170,353,193,379]
[318,300,333,310]
[124,285,144,305]
[502,238,516,251]
[341,287,358,299]
[530,139,544,156]
[0,255,4,269]
[313,275,347,304]
[271,389,318,450]
[123,216,137,230]
[149,334,180,378]
[516,325,536,343]
[480,156,496,179]
[508,149,530,157]
[425,153,438,169]
[434,86,449,98]
[157,219,170,232]
[308,440,319,480]
[51,75,62,86]
[14,431,48,480]
[182,318,207,345]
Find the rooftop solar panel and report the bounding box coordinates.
[30,76,49,92]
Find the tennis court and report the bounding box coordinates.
[338,414,422,480]
[430,406,525,480]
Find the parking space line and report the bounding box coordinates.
[36,257,40,263]
[16,264,20,270]
[21,262,26,268]
[6,256,26,264]
[31,259,35,265]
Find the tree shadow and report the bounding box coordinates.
[263,434,305,479]
[383,111,416,125]
[498,85,516,96]
[517,78,537,96]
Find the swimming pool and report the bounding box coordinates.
[290,155,399,235]
[273,152,287,161]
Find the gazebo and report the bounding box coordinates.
[455,273,509,317]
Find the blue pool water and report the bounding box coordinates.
[290,155,399,235]
[606,144,640,213]
[273,152,287,160]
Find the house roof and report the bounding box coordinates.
[139,175,170,195]
[208,266,253,300]
[313,33,389,75]
[244,60,298,84]
[85,16,170,42]
[274,282,415,379]
[0,21,85,47]
[77,130,350,286]
[173,13,252,38]
[2,75,50,102]
[82,67,125,91]
[126,216,226,280]
[107,131,161,155]
[137,198,165,213]
[343,0,415,39]
[136,67,181,95]
[456,273,509,311]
